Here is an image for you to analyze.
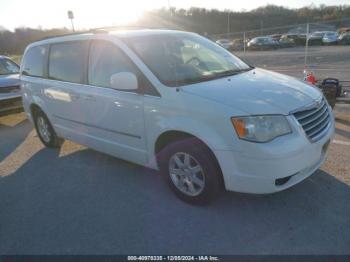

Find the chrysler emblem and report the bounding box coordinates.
[315,98,322,108]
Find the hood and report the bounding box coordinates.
[324,35,337,40]
[181,68,322,115]
[0,74,20,88]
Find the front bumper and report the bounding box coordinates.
[214,114,335,194]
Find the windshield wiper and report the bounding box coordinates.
[166,67,255,87]
[212,67,253,79]
[213,70,241,78]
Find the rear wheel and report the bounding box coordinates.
[158,138,222,204]
[34,110,63,148]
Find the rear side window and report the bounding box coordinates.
[88,40,137,88]
[22,45,47,77]
[49,41,88,83]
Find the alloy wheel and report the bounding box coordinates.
[168,152,205,196]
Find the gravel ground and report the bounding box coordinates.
[235,45,350,82]
[323,107,350,185]
[0,108,349,255]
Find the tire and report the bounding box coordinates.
[158,138,222,204]
[33,110,63,148]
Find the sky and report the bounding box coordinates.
[1,0,349,30]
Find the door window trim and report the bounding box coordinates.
[47,40,89,84]
[21,44,49,78]
[87,39,160,97]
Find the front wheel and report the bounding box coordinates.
[34,110,63,148]
[158,138,222,204]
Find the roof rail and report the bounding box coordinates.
[90,25,168,33]
[39,30,91,40]
[39,25,169,41]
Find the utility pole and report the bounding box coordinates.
[227,11,230,38]
[167,0,174,17]
[260,10,264,36]
[243,31,246,55]
[67,10,75,32]
[167,0,171,9]
[304,23,310,69]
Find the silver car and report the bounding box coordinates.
[0,56,22,115]
[322,32,338,45]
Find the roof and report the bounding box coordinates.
[110,29,187,37]
[27,29,192,48]
[252,36,271,39]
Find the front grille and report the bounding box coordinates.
[0,96,22,113]
[293,98,331,142]
[0,85,20,93]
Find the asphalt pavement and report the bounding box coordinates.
[0,108,349,255]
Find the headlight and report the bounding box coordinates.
[231,115,292,143]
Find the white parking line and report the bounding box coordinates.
[332,139,350,146]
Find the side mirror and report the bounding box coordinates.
[110,72,138,91]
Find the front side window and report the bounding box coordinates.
[49,41,88,83]
[22,45,47,77]
[312,32,324,37]
[88,40,137,88]
[267,38,274,43]
[0,58,19,75]
[124,33,250,87]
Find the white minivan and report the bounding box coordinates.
[20,29,334,203]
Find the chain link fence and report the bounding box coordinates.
[208,18,350,96]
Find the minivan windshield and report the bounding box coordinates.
[124,33,251,86]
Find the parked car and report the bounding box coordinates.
[322,31,338,45]
[338,32,350,45]
[0,56,22,116]
[247,37,279,50]
[279,35,296,48]
[231,39,245,51]
[308,31,327,45]
[282,34,307,46]
[215,39,232,50]
[269,34,282,41]
[20,29,334,203]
